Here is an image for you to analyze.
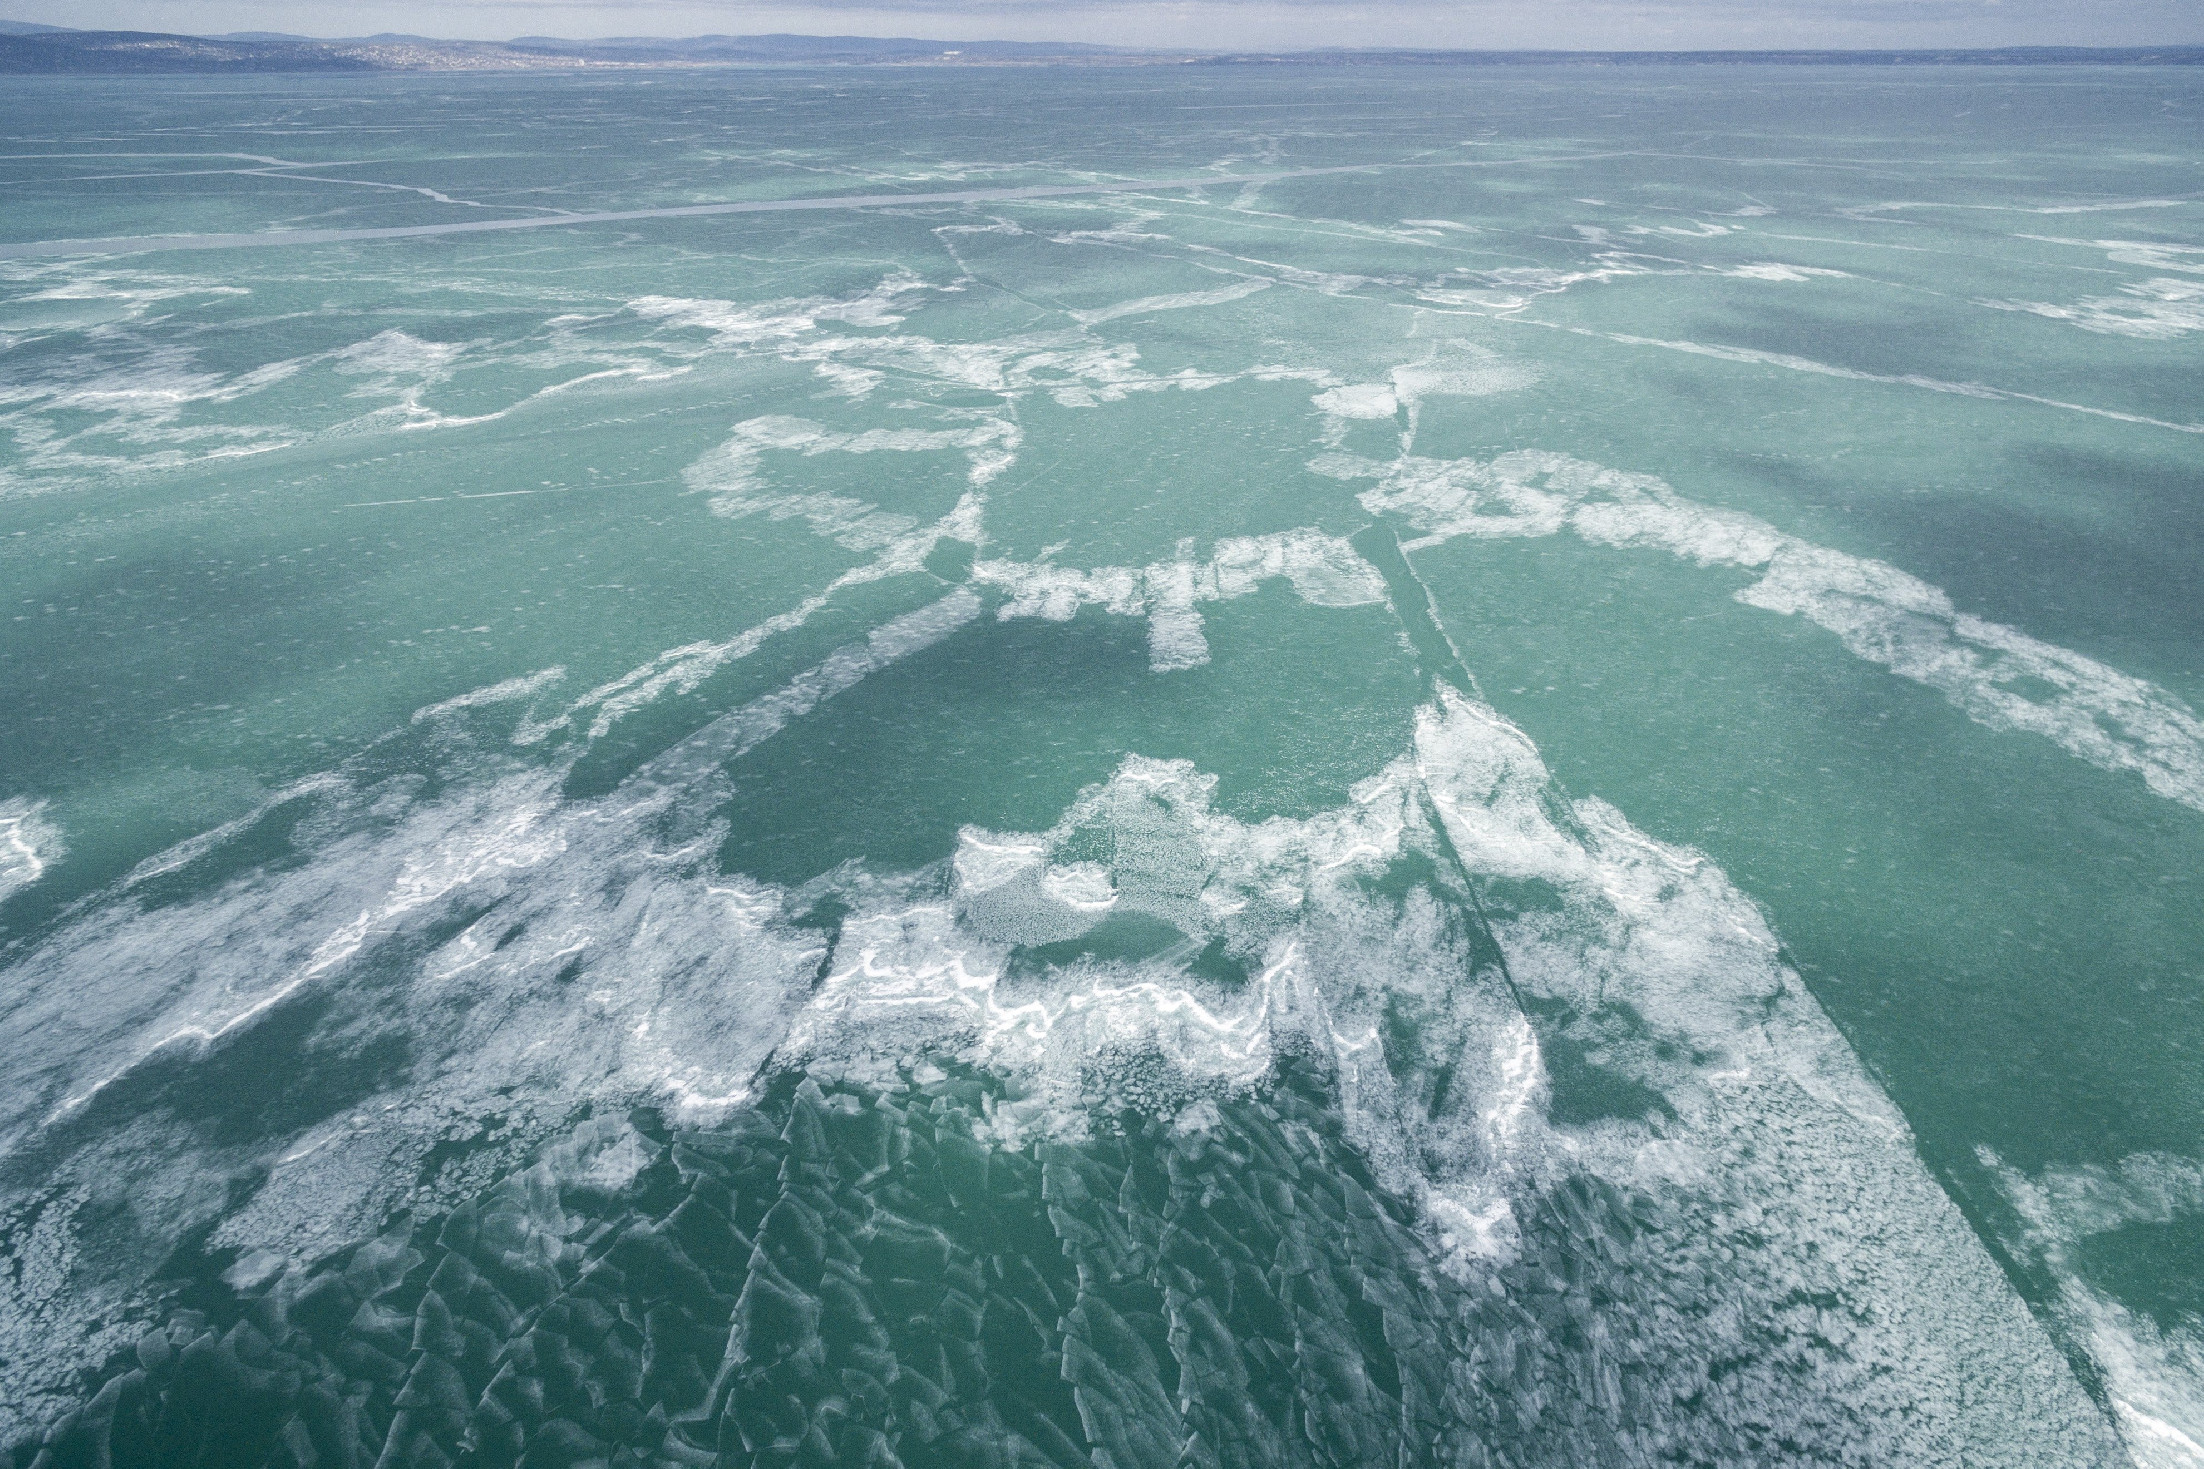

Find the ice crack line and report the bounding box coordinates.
[0,156,1639,260]
[0,168,1379,259]
[1518,318,2204,436]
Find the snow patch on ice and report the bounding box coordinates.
[1334,447,2204,813]
[975,528,1387,671]
[0,798,59,902]
[1988,1149,2204,1468]
[1983,276,2204,340]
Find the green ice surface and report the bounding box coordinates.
[1,64,2200,1465]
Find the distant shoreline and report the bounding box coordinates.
[1,25,2200,74]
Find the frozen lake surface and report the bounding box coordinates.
[3,63,2201,1468]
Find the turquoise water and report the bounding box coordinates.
[2,64,2201,1465]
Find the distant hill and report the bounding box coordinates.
[0,23,2197,73]
[502,33,1128,61]
[1198,45,2204,66]
[0,27,384,71]
[0,25,1148,72]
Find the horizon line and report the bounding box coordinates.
[2,23,2201,52]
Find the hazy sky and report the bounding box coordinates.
[1,0,2196,49]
